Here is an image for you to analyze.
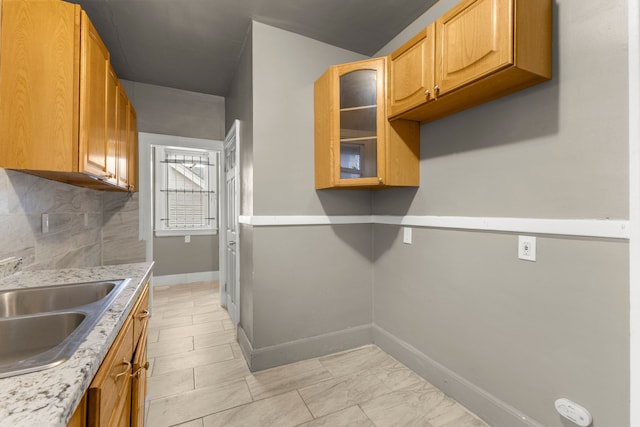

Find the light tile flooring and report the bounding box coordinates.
[147,281,489,427]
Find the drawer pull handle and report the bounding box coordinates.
[133,362,150,378]
[138,309,150,319]
[114,359,131,380]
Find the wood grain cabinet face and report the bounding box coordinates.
[315,57,419,190]
[436,0,513,95]
[116,83,130,189]
[85,281,149,427]
[0,0,138,191]
[388,25,435,117]
[388,0,551,122]
[80,12,111,180]
[127,106,138,192]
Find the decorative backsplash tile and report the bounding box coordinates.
[0,257,22,279]
[0,169,145,271]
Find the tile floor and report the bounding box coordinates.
[146,281,489,427]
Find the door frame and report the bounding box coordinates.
[220,120,240,325]
[138,132,223,282]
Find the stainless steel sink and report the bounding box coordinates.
[0,281,118,317]
[0,278,130,379]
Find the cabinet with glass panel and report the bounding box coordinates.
[314,57,420,189]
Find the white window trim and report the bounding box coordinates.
[154,145,219,237]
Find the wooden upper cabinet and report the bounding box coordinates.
[315,57,419,190]
[389,0,551,122]
[103,65,118,185]
[0,0,137,191]
[436,0,513,95]
[0,0,80,171]
[116,83,129,189]
[388,25,435,118]
[127,105,138,192]
[80,12,110,180]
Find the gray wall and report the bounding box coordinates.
[370,1,630,426]
[0,168,144,271]
[226,2,630,424]
[230,21,374,369]
[123,80,225,277]
[226,24,255,341]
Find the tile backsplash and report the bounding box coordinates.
[0,169,145,271]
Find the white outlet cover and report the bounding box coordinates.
[555,398,592,426]
[518,235,536,261]
[403,227,412,244]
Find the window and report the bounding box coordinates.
[154,146,218,236]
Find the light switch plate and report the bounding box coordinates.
[403,227,412,244]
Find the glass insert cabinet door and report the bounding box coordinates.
[334,58,386,187]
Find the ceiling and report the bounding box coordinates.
[70,0,437,97]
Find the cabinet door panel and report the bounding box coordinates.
[335,61,385,187]
[388,25,435,117]
[79,11,109,178]
[127,105,138,192]
[131,320,148,427]
[436,0,513,94]
[0,0,80,171]
[116,84,129,189]
[105,67,118,185]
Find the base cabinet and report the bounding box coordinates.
[67,281,149,427]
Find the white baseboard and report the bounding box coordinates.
[372,325,544,427]
[238,324,373,372]
[152,270,219,286]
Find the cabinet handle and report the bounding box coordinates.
[378,177,383,184]
[434,85,440,96]
[424,89,430,97]
[114,359,131,380]
[137,309,150,319]
[133,362,150,378]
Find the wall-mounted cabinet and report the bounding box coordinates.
[388,0,552,123]
[314,57,420,189]
[0,0,138,192]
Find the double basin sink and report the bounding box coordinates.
[0,278,130,379]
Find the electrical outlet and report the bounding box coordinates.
[518,236,536,261]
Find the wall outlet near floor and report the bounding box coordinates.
[518,235,536,261]
[185,235,191,243]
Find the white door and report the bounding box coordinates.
[221,120,240,325]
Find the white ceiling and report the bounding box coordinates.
[69,0,437,96]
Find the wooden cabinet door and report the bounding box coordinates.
[436,0,513,94]
[116,83,129,189]
[131,321,148,427]
[334,58,386,188]
[0,0,80,172]
[79,11,110,179]
[105,66,118,185]
[388,25,435,118]
[127,105,138,192]
[87,317,133,427]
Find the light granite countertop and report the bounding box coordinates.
[0,262,154,427]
